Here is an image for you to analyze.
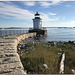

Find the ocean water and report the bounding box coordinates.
[45,27,75,41]
[25,28,75,42]
[0,28,75,42]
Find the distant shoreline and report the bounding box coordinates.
[0,27,29,29]
[0,27,75,29]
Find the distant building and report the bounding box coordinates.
[33,12,42,29]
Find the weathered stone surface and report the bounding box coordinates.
[0,46,16,50]
[0,43,15,46]
[0,62,24,73]
[0,33,36,74]
[0,54,20,64]
[0,50,17,54]
[0,53,17,58]
[0,39,16,43]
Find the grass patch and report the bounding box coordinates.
[20,42,75,74]
[20,42,60,74]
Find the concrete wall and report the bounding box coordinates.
[0,33,36,74]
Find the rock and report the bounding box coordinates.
[32,41,34,44]
[68,40,74,44]
[43,64,48,69]
[26,52,28,54]
[58,53,62,55]
[72,69,75,74]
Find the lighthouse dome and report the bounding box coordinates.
[35,12,40,16]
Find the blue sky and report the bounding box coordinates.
[0,1,75,28]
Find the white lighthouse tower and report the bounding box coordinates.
[33,12,42,29]
[29,12,47,36]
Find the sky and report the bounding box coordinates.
[0,1,75,28]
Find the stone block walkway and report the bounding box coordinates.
[0,33,36,74]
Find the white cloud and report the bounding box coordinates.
[49,12,56,15]
[70,21,75,24]
[65,4,71,7]
[1,1,74,27]
[42,20,75,27]
[0,2,34,20]
[0,2,60,27]
[40,12,59,21]
[39,2,51,7]
[39,1,63,8]
[25,1,35,6]
[56,20,75,27]
[0,2,59,21]
[39,12,59,27]
[42,15,59,21]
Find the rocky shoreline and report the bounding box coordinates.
[17,40,75,55]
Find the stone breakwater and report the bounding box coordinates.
[0,33,36,74]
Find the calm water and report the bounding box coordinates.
[0,28,75,41]
[26,28,75,42]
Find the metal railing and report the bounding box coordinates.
[0,30,28,37]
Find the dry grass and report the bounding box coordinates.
[20,42,75,74]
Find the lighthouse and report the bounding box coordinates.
[29,12,47,36]
[33,12,42,29]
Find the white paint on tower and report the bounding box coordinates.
[33,12,42,29]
